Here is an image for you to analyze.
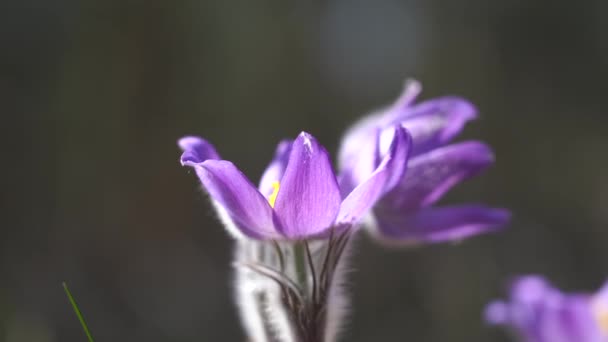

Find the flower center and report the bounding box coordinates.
[592,298,608,334]
[268,181,280,208]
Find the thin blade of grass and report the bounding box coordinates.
[62,282,95,342]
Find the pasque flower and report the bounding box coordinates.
[485,276,608,342]
[179,128,410,341]
[179,128,410,240]
[338,80,510,244]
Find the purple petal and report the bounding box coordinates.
[338,84,475,167]
[399,97,477,156]
[510,276,553,304]
[179,136,222,188]
[384,141,494,211]
[336,126,411,225]
[377,126,412,191]
[538,295,603,342]
[184,159,278,239]
[179,136,221,164]
[258,140,292,197]
[273,132,341,238]
[592,281,608,310]
[507,277,557,340]
[337,128,380,196]
[337,114,382,172]
[375,205,510,243]
[374,79,423,125]
[486,276,553,338]
[590,282,608,340]
[484,301,509,325]
[390,79,422,110]
[337,81,420,170]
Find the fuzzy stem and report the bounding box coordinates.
[234,234,355,342]
[293,242,309,295]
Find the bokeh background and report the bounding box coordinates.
[2,0,608,341]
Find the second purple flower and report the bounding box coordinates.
[338,80,510,245]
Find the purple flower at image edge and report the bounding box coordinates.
[485,276,608,342]
[337,80,510,245]
[178,127,411,240]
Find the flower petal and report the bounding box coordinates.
[384,141,494,211]
[179,136,222,191]
[258,140,292,197]
[374,205,510,243]
[273,132,341,238]
[377,126,412,191]
[337,128,380,196]
[592,281,608,312]
[185,159,278,239]
[537,295,602,342]
[399,97,477,156]
[337,80,419,171]
[484,301,510,325]
[179,136,221,164]
[337,113,382,171]
[338,94,475,169]
[390,79,422,111]
[336,126,411,225]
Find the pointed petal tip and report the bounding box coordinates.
[394,78,423,107]
[297,131,312,140]
[488,207,512,225]
[457,141,496,166]
[404,78,422,93]
[274,139,293,155]
[295,131,318,153]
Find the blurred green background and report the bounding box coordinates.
[2,0,608,341]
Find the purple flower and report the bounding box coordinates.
[338,80,510,244]
[485,276,608,342]
[179,129,411,240]
[180,129,411,341]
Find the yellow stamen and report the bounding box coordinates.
[268,181,280,208]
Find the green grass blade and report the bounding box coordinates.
[62,282,95,342]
